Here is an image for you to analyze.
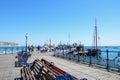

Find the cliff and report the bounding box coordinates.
[0,41,18,46]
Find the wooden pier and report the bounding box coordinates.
[0,52,120,80]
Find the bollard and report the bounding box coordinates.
[106,49,109,71]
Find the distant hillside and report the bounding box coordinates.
[0,41,18,46]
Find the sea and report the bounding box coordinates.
[0,46,120,60]
[85,46,120,60]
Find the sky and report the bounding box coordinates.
[0,0,120,46]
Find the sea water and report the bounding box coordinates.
[85,46,120,60]
[0,46,120,60]
[0,46,26,54]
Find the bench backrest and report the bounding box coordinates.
[41,59,66,75]
[40,59,78,80]
[30,59,55,80]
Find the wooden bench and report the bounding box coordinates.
[16,51,31,67]
[21,59,78,80]
[21,59,55,80]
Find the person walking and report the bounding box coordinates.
[31,45,34,52]
[37,45,41,53]
[28,45,31,52]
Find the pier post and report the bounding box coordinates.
[106,49,109,71]
[89,49,92,66]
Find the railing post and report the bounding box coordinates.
[106,49,109,71]
[89,49,92,66]
[63,48,64,58]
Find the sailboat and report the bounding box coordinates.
[91,18,101,56]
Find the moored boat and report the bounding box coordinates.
[88,18,101,56]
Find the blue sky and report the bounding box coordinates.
[0,0,120,46]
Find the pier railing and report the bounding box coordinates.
[0,46,53,54]
[54,48,120,72]
[0,46,26,54]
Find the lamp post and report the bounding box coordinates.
[25,33,28,52]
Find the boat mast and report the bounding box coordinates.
[95,17,97,49]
